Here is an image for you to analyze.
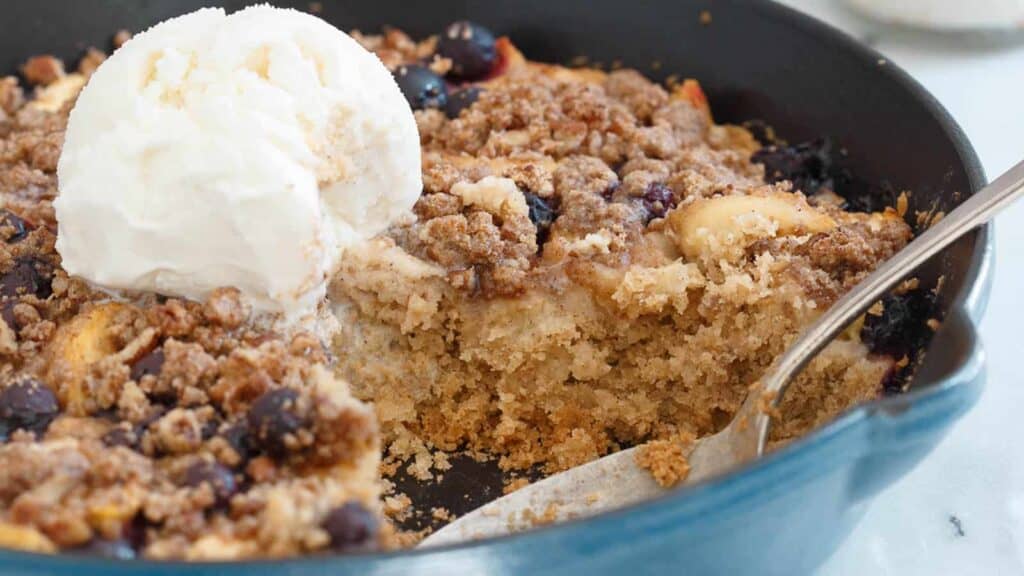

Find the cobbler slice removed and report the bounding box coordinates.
[336,27,913,478]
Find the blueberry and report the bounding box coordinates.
[751,138,833,195]
[0,259,52,300]
[394,65,447,111]
[73,538,136,560]
[246,388,305,458]
[122,514,148,552]
[130,347,165,382]
[437,21,497,81]
[322,502,380,552]
[860,292,933,356]
[445,86,483,119]
[0,211,27,243]
[221,421,251,466]
[742,119,777,145]
[183,460,237,506]
[1,302,17,331]
[642,182,676,221]
[103,408,165,450]
[200,417,220,440]
[0,378,59,439]
[601,181,621,201]
[525,193,557,246]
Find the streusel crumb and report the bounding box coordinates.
[0,51,386,559]
[636,433,697,488]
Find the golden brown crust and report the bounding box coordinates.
[0,52,383,559]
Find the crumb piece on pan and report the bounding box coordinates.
[113,30,132,48]
[384,493,414,523]
[77,48,107,77]
[21,55,65,86]
[895,278,920,294]
[867,301,885,316]
[916,207,946,228]
[896,191,910,217]
[504,477,531,495]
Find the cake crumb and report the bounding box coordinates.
[76,48,107,77]
[757,386,782,420]
[635,432,697,488]
[504,477,531,495]
[569,55,589,68]
[113,30,132,48]
[384,493,414,523]
[896,191,910,217]
[21,55,65,86]
[867,301,885,316]
[895,278,921,294]
[431,507,452,522]
[916,207,946,229]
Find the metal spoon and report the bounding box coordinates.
[421,159,1024,548]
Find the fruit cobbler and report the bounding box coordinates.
[339,24,913,477]
[0,15,922,560]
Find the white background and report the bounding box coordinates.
[772,1,1024,574]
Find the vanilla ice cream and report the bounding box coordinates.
[55,5,421,319]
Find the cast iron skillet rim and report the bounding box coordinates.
[0,0,990,567]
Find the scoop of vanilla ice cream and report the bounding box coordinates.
[55,5,421,318]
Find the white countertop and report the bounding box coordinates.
[771,1,1024,574]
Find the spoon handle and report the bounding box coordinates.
[754,159,1024,447]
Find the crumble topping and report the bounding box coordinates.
[0,44,385,559]
[399,67,778,296]
[0,18,929,557]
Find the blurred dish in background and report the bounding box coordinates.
[847,0,1024,31]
